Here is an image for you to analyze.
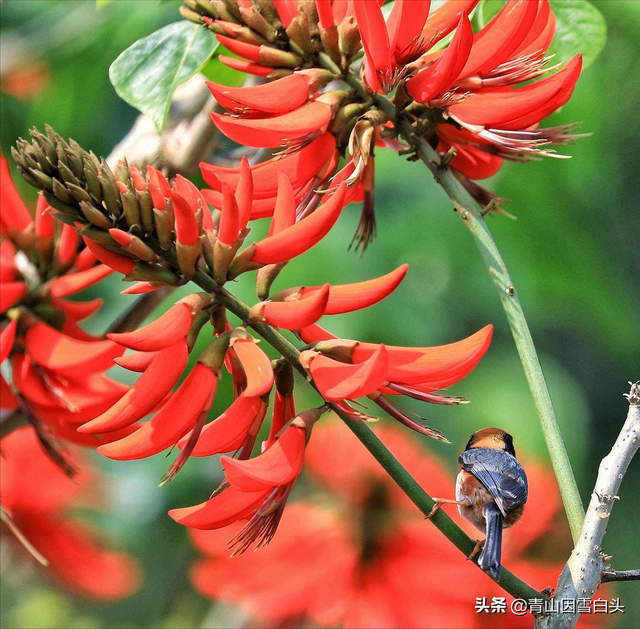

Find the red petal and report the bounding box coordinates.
[267,172,296,237]
[353,0,392,75]
[0,373,17,410]
[35,194,54,239]
[49,265,113,298]
[169,485,270,530]
[51,298,103,322]
[207,74,309,115]
[514,3,555,58]
[73,246,98,272]
[113,350,156,372]
[316,0,335,29]
[450,56,582,127]
[1,318,17,363]
[261,284,330,330]
[0,281,26,313]
[446,143,503,180]
[79,340,188,434]
[108,293,210,352]
[387,0,431,63]
[201,133,336,197]
[219,55,274,78]
[170,191,199,245]
[251,183,346,265]
[210,102,332,149]
[216,34,261,62]
[218,182,239,245]
[512,0,552,58]
[183,394,265,456]
[273,0,297,27]
[300,266,407,315]
[0,155,32,232]
[353,324,493,385]
[407,15,473,103]
[310,344,388,401]
[236,157,253,230]
[25,322,124,377]
[460,0,539,78]
[120,281,163,295]
[233,338,274,397]
[97,364,216,460]
[421,0,479,49]
[82,238,135,275]
[56,224,79,266]
[222,425,306,492]
[297,323,337,344]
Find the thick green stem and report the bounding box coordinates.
[191,270,541,602]
[341,71,585,540]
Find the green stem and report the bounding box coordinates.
[192,270,541,601]
[340,71,585,541]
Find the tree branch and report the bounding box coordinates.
[602,570,640,583]
[537,381,640,629]
[336,70,585,543]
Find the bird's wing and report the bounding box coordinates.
[458,448,528,517]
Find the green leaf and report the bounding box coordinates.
[200,56,247,87]
[96,0,113,8]
[548,0,606,69]
[109,21,218,133]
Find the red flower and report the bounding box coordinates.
[299,323,493,440]
[187,421,610,629]
[0,154,129,450]
[0,427,141,600]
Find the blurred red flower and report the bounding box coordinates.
[187,421,610,629]
[0,427,141,600]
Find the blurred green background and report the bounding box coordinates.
[1,1,638,627]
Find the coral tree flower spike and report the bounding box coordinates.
[222,424,307,493]
[250,284,330,330]
[108,293,212,352]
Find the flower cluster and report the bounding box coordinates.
[13,125,492,550]
[1,427,141,600]
[0,150,136,465]
[187,421,584,629]
[182,0,583,233]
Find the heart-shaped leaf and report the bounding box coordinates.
[109,21,217,132]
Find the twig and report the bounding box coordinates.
[537,381,640,629]
[602,570,640,583]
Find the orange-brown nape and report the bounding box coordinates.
[465,427,516,456]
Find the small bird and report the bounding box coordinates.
[426,427,528,581]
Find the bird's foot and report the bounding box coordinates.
[466,539,485,561]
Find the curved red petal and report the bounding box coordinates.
[169,485,270,530]
[0,318,18,363]
[49,265,113,298]
[218,182,240,245]
[120,281,163,295]
[0,281,26,313]
[107,293,209,352]
[233,339,274,397]
[183,394,264,456]
[170,191,200,246]
[261,284,330,330]
[211,102,332,149]
[97,364,216,460]
[297,323,338,344]
[222,425,306,492]
[113,350,156,372]
[219,55,274,78]
[79,340,188,434]
[207,74,309,115]
[300,264,408,315]
[353,324,493,385]
[267,172,296,236]
[51,298,103,322]
[0,155,32,232]
[252,183,346,265]
[421,0,479,49]
[310,344,389,401]
[25,323,124,377]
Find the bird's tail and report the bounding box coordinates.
[479,502,503,581]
